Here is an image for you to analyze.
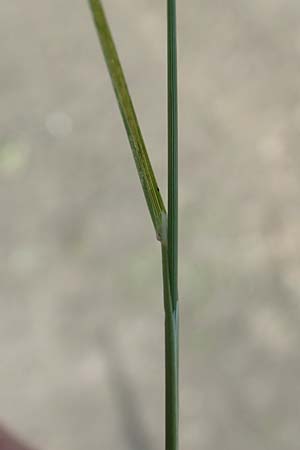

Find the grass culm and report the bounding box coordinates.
[88,1,179,449]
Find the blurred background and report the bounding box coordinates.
[1,1,300,449]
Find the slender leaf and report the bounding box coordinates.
[88,0,166,240]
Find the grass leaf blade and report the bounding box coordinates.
[88,0,166,239]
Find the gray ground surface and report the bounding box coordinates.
[1,1,300,449]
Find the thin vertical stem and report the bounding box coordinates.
[167,1,179,449]
[88,1,179,449]
[167,0,178,311]
[161,243,178,450]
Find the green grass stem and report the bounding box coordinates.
[166,1,179,449]
[167,0,179,312]
[88,1,179,449]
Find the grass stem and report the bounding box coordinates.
[162,241,178,450]
[88,2,179,449]
[167,0,179,449]
[167,0,178,311]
